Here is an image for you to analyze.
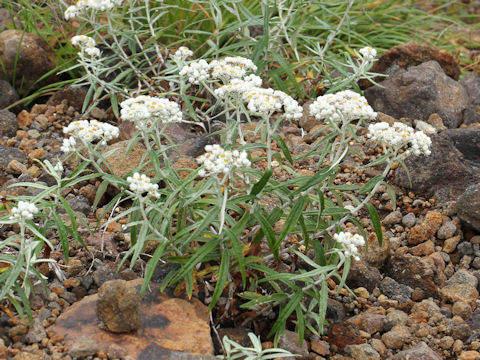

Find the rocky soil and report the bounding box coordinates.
[1,7,480,360]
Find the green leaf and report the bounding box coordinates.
[269,291,303,340]
[141,241,168,296]
[359,175,383,194]
[93,181,109,210]
[337,257,350,295]
[59,197,87,249]
[253,212,277,257]
[318,280,329,334]
[272,134,293,164]
[250,168,273,197]
[365,202,383,246]
[384,182,397,210]
[274,196,305,255]
[209,251,230,310]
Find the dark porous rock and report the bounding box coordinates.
[365,61,468,128]
[0,145,26,172]
[25,318,46,344]
[0,80,19,109]
[385,250,439,297]
[67,195,91,216]
[441,127,480,164]
[46,86,88,111]
[0,30,57,95]
[466,308,480,332]
[457,184,480,232]
[392,341,442,360]
[346,259,382,292]
[96,279,141,333]
[395,134,479,204]
[93,265,120,288]
[0,109,17,137]
[369,42,460,83]
[379,277,412,303]
[326,298,346,322]
[446,269,478,288]
[344,343,381,360]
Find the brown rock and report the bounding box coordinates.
[102,140,152,178]
[381,325,411,350]
[362,232,390,268]
[346,259,382,292]
[459,351,480,360]
[97,280,141,333]
[443,235,462,253]
[347,311,385,335]
[0,30,57,95]
[457,183,480,232]
[7,159,27,175]
[311,339,330,356]
[47,87,88,111]
[386,251,439,297]
[409,240,435,256]
[28,148,46,161]
[368,42,460,84]
[440,284,479,306]
[407,211,442,245]
[452,301,473,320]
[327,322,363,348]
[345,343,381,360]
[17,110,32,127]
[49,279,214,358]
[173,157,198,180]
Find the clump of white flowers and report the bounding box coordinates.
[368,122,432,156]
[358,46,377,62]
[242,88,303,120]
[209,57,257,82]
[171,46,194,63]
[53,161,64,174]
[127,173,160,198]
[333,232,365,261]
[63,120,119,145]
[120,96,183,130]
[60,137,77,153]
[214,75,262,99]
[10,201,39,221]
[71,35,101,58]
[65,0,124,20]
[310,90,377,123]
[196,145,251,177]
[179,60,210,84]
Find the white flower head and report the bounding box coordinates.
[179,60,210,84]
[65,0,124,19]
[171,46,194,63]
[333,231,365,261]
[367,121,432,157]
[120,96,183,130]
[196,145,251,177]
[358,46,377,62]
[71,35,101,58]
[242,88,302,120]
[209,57,257,82]
[309,90,377,123]
[127,172,160,198]
[63,120,119,145]
[53,161,64,174]
[60,137,77,153]
[10,201,39,221]
[214,75,262,99]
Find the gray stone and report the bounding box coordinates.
[446,269,478,288]
[458,242,474,257]
[69,335,99,358]
[0,80,19,109]
[379,277,412,303]
[278,330,308,359]
[383,210,403,226]
[392,341,442,360]
[67,195,91,216]
[402,213,416,228]
[395,134,479,205]
[384,310,409,332]
[346,260,382,292]
[442,127,480,164]
[0,30,57,95]
[25,319,46,344]
[461,73,480,107]
[345,343,380,360]
[457,184,480,232]
[0,109,17,137]
[0,145,26,171]
[365,61,468,128]
[437,221,457,240]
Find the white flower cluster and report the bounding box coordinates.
[54,162,64,174]
[71,35,100,58]
[209,57,257,82]
[368,122,432,156]
[65,0,124,20]
[333,231,365,261]
[358,46,377,62]
[61,137,77,153]
[180,57,257,84]
[214,75,262,98]
[171,46,193,63]
[196,145,251,177]
[179,60,210,84]
[309,90,377,123]
[127,173,160,198]
[242,88,303,120]
[63,120,119,145]
[10,201,39,221]
[120,96,183,130]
